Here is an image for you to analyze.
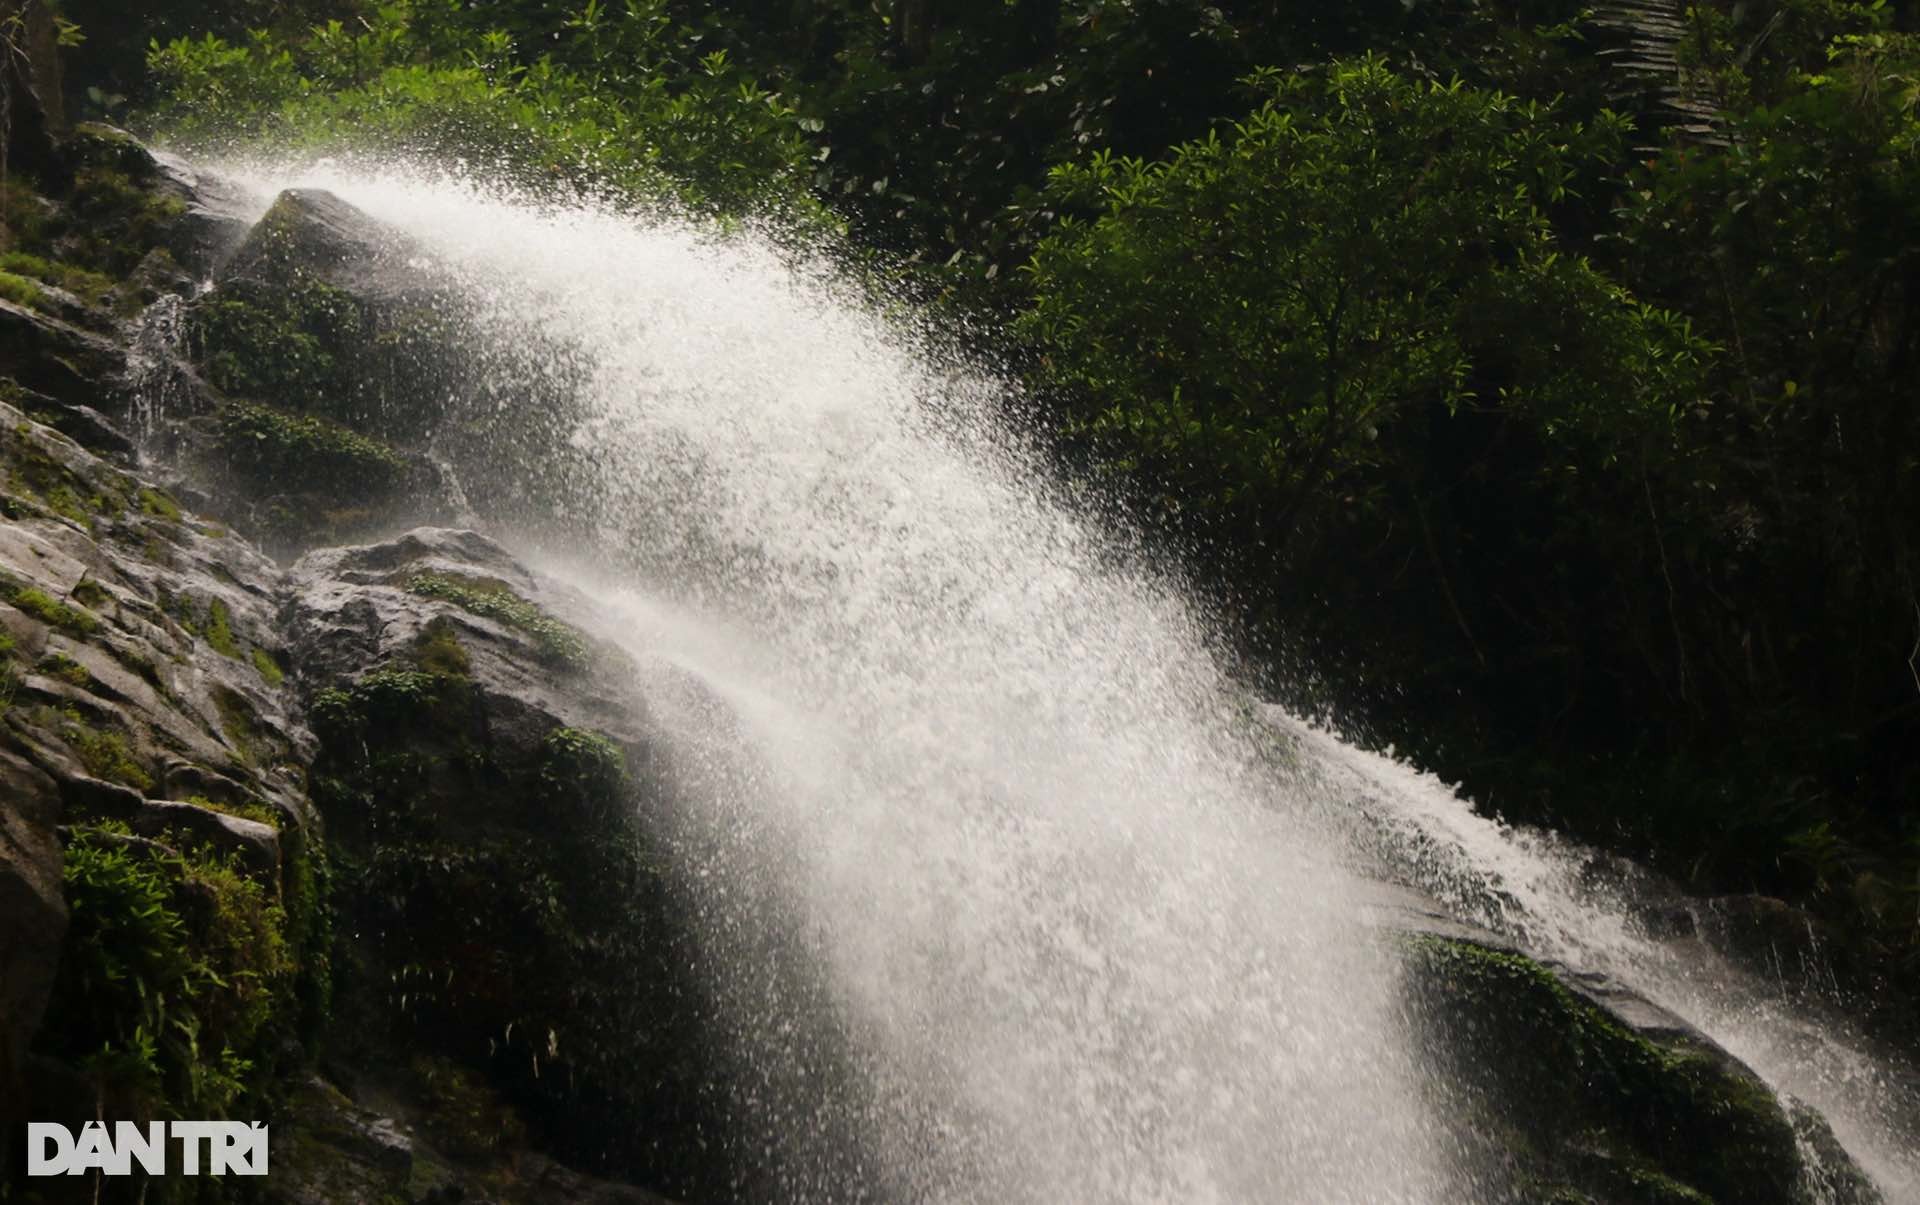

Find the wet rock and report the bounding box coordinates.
[271,1076,416,1205]
[200,188,470,447]
[0,748,66,1151]
[0,298,123,410]
[145,146,256,276]
[289,527,728,1196]
[1373,880,1884,1205]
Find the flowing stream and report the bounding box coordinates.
[205,163,1913,1202]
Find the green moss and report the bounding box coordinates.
[406,573,591,672]
[411,617,471,678]
[38,651,92,688]
[63,167,188,277]
[1406,935,1805,1203]
[5,582,100,634]
[71,579,111,609]
[0,270,45,308]
[407,1054,527,1161]
[138,486,184,521]
[251,646,286,687]
[65,720,153,791]
[206,597,241,658]
[0,252,117,304]
[212,685,263,767]
[216,399,410,499]
[187,793,282,829]
[190,277,365,404]
[4,422,131,533]
[540,727,627,811]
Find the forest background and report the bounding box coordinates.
[45,0,1920,1004]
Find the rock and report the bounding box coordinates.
[201,188,469,446]
[131,799,281,885]
[288,528,643,747]
[145,147,256,277]
[1373,878,1884,1205]
[288,528,729,1196]
[219,188,432,303]
[0,298,124,410]
[0,748,66,1163]
[189,189,601,547]
[271,1076,416,1205]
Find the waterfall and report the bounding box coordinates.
[1275,714,1920,1201]
[123,291,193,456]
[207,160,1911,1202]
[213,162,1468,1202]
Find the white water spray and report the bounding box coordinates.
[1277,716,1920,1201]
[218,164,1463,1202]
[205,161,1914,1202]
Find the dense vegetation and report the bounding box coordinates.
[58,0,1920,1004]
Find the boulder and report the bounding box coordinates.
[1367,882,1882,1204]
[287,528,732,1197]
[0,298,124,409]
[0,748,66,1161]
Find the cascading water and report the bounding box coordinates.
[215,163,1465,1202]
[1276,715,1920,1201]
[123,291,193,454]
[200,161,1912,1202]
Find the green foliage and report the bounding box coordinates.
[252,646,286,686]
[190,278,364,404]
[539,726,627,816]
[205,597,241,658]
[216,398,411,499]
[0,252,119,304]
[411,616,472,678]
[144,0,822,216]
[0,269,45,308]
[65,717,154,791]
[47,828,293,1123]
[406,572,592,672]
[1603,30,1920,914]
[4,581,102,634]
[1023,59,1700,539]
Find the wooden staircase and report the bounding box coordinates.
[1590,0,1729,149]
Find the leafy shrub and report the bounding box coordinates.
[144,1,822,216]
[47,829,293,1122]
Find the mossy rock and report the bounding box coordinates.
[191,189,470,445]
[306,631,725,1193]
[1404,935,1852,1204]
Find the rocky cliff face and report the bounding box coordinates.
[0,118,1890,1204]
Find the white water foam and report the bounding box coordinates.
[205,158,1915,1203]
[216,162,1464,1202]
